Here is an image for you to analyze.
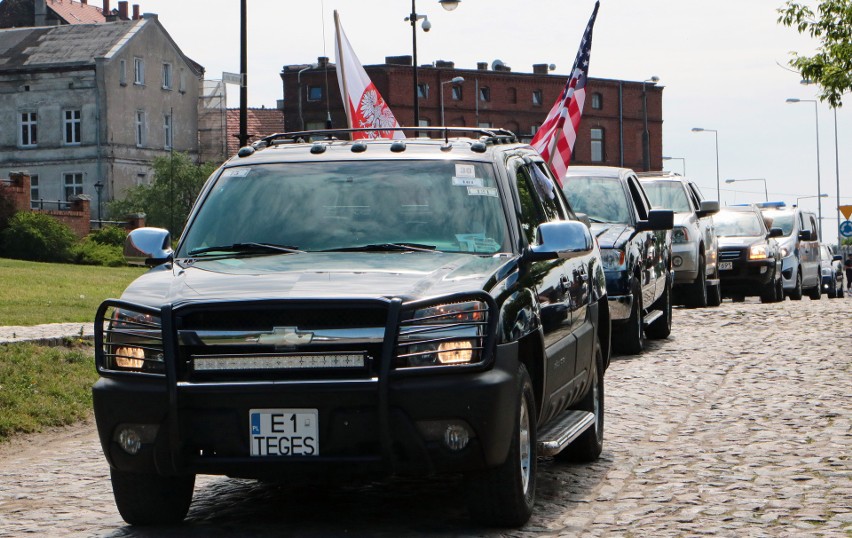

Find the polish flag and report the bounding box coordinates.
[334,11,404,140]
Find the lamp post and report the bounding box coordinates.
[407,0,460,128]
[440,76,464,126]
[691,127,720,202]
[725,178,768,202]
[238,0,248,147]
[786,98,823,240]
[796,193,828,207]
[642,76,659,171]
[662,156,686,176]
[94,180,104,225]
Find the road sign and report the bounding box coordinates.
[840,205,852,220]
[222,72,244,86]
[840,220,852,238]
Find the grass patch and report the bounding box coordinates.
[0,258,145,326]
[0,341,98,442]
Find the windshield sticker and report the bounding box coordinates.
[223,168,251,177]
[452,177,484,187]
[467,186,498,198]
[456,233,501,253]
[455,164,476,178]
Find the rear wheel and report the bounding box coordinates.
[684,255,708,308]
[645,275,671,339]
[613,279,643,355]
[465,364,536,527]
[706,266,722,307]
[760,271,780,303]
[807,282,821,300]
[557,335,604,462]
[110,469,195,526]
[790,271,803,300]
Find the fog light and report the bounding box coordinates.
[118,428,142,455]
[443,424,470,451]
[672,256,683,268]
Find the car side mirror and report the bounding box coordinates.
[798,230,816,241]
[124,227,173,267]
[635,209,674,232]
[528,220,594,261]
[696,200,720,218]
[767,227,784,238]
[832,254,842,262]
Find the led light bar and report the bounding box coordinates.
[193,353,366,371]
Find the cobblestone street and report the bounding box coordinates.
[0,297,849,537]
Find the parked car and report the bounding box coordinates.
[562,166,673,355]
[819,244,844,298]
[758,202,821,300]
[714,205,784,302]
[638,172,721,308]
[93,127,611,528]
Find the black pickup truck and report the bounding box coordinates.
[562,166,673,355]
[93,128,611,528]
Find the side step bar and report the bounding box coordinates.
[537,410,595,457]
[642,309,663,328]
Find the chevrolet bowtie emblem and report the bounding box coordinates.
[254,327,314,348]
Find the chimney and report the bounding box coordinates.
[34,0,47,26]
[317,56,329,68]
[132,4,140,19]
[103,0,110,17]
[477,62,488,71]
[533,64,550,75]
[118,1,129,20]
[434,60,455,69]
[385,55,412,66]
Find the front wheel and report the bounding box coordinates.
[465,364,537,527]
[684,255,708,308]
[110,469,195,525]
[645,275,671,339]
[807,282,821,300]
[706,266,722,307]
[613,279,643,355]
[790,271,803,300]
[557,335,604,462]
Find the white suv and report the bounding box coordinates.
[639,172,721,307]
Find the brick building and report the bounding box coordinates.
[281,56,663,172]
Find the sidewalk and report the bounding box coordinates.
[0,322,94,346]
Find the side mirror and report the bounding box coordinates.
[696,200,720,218]
[635,209,674,232]
[767,227,784,238]
[528,220,594,261]
[124,227,173,267]
[798,230,816,241]
[832,254,842,262]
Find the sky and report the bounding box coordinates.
[138,0,851,245]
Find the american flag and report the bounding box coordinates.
[531,1,600,185]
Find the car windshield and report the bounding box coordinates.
[562,176,631,223]
[714,211,764,237]
[178,160,510,256]
[641,181,692,212]
[762,212,794,236]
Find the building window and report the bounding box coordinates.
[478,121,493,128]
[179,68,186,93]
[591,92,603,110]
[162,63,172,90]
[417,83,429,99]
[307,86,323,101]
[305,121,326,130]
[164,113,173,149]
[591,128,604,162]
[532,90,543,106]
[29,175,39,207]
[479,86,491,102]
[119,59,127,85]
[418,118,430,127]
[63,172,83,201]
[134,57,144,85]
[508,87,517,104]
[451,85,463,101]
[136,173,147,186]
[63,109,81,145]
[531,124,539,136]
[135,110,146,147]
[19,112,37,146]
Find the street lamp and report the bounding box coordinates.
[691,127,720,202]
[725,178,768,201]
[642,76,659,171]
[406,1,460,128]
[440,76,464,127]
[796,193,828,207]
[786,98,823,240]
[662,156,686,176]
[94,180,104,225]
[238,0,248,147]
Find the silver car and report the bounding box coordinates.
[759,203,821,300]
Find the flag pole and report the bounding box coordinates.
[333,11,353,130]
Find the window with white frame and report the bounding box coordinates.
[19,112,37,146]
[134,57,145,85]
[590,128,604,162]
[64,109,81,145]
[478,121,492,128]
[63,172,83,201]
[119,59,127,85]
[418,118,430,127]
[135,110,146,147]
[479,86,491,102]
[417,83,429,99]
[591,92,603,110]
[162,63,172,90]
[532,90,543,106]
[451,85,463,101]
[164,112,173,149]
[29,175,39,208]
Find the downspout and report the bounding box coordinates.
[618,81,624,166]
[94,58,106,217]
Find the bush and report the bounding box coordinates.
[0,183,15,232]
[89,225,127,247]
[70,238,125,267]
[0,212,76,263]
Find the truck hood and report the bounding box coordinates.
[590,222,632,249]
[119,252,515,308]
[717,235,764,248]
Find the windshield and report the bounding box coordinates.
[641,181,692,212]
[178,160,510,256]
[762,212,794,236]
[714,211,764,237]
[562,176,631,224]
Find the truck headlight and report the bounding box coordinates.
[600,249,626,271]
[396,301,487,368]
[672,227,689,244]
[749,243,769,260]
[99,306,165,375]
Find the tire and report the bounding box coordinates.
[790,271,803,300]
[613,279,643,355]
[838,286,845,298]
[110,468,195,525]
[706,267,722,307]
[775,274,784,302]
[807,282,821,300]
[556,336,604,462]
[683,255,708,308]
[828,280,837,299]
[645,275,671,339]
[465,363,537,527]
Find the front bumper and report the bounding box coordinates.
[671,242,700,284]
[718,250,775,296]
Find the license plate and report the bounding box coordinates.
[249,409,318,456]
[719,262,733,270]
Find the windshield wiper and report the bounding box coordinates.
[586,217,607,223]
[322,243,440,253]
[187,242,304,256]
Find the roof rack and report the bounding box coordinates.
[753,201,786,209]
[252,127,519,149]
[635,171,683,178]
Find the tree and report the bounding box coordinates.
[778,0,852,107]
[108,153,217,236]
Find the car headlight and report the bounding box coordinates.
[100,306,165,374]
[396,300,488,368]
[600,248,626,271]
[749,243,769,260]
[672,227,689,244]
